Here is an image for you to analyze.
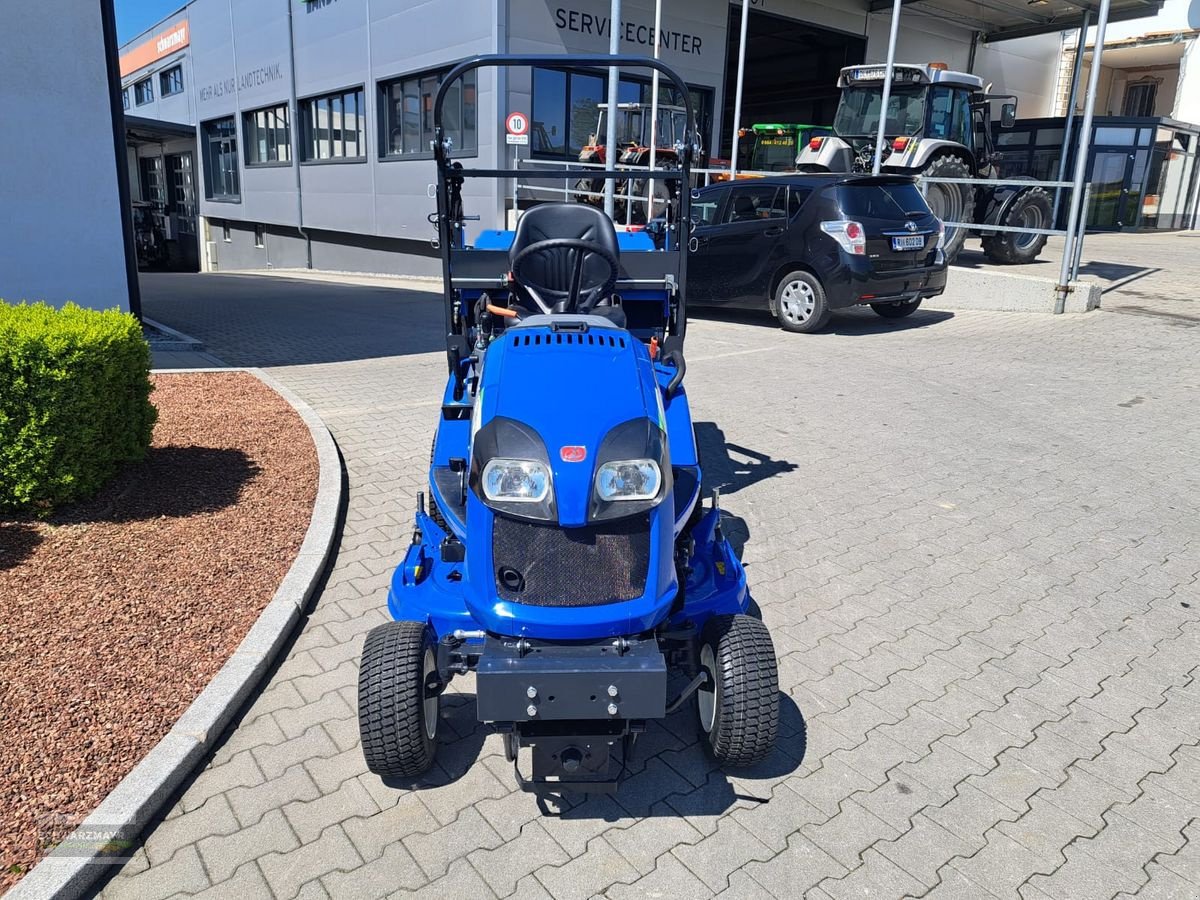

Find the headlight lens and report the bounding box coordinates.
[595,459,661,502]
[482,458,550,503]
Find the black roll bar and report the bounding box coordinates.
[430,54,700,357]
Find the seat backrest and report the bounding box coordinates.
[508,203,619,308]
[731,194,757,222]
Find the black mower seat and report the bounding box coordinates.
[508,203,625,326]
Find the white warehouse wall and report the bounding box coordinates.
[0,1,131,312]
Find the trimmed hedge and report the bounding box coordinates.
[0,301,157,511]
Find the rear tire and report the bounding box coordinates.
[871,298,922,318]
[359,620,440,778]
[696,615,779,766]
[773,270,829,333]
[981,187,1052,264]
[922,156,975,264]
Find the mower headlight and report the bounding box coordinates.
[595,459,661,502]
[482,458,551,503]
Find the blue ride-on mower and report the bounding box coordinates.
[357,54,779,795]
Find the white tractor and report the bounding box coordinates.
[797,63,1052,264]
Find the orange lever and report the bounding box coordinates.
[649,336,659,360]
[487,304,518,319]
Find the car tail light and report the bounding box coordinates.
[821,220,866,255]
[809,136,824,151]
[892,136,910,152]
[936,219,946,250]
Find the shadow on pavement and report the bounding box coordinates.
[388,689,807,817]
[695,422,798,499]
[140,272,446,367]
[953,248,1056,271]
[1076,261,1163,294]
[691,304,953,335]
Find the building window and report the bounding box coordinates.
[244,103,291,166]
[202,117,240,201]
[222,222,231,242]
[122,88,129,110]
[159,65,184,97]
[1123,80,1158,117]
[531,67,712,159]
[134,77,153,106]
[254,224,265,248]
[380,68,477,158]
[300,87,366,162]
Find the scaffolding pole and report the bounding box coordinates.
[873,0,903,176]
[728,0,750,179]
[647,0,662,219]
[604,0,622,217]
[1053,9,1090,226]
[1055,0,1111,313]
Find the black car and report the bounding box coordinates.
[687,174,947,333]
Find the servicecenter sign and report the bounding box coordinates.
[554,6,705,56]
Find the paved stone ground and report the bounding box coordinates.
[957,230,1200,323]
[99,244,1200,899]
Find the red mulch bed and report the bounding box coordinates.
[0,372,318,892]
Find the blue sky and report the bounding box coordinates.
[115,0,186,44]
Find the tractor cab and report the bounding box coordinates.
[747,123,831,172]
[803,63,1016,175]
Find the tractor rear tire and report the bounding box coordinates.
[697,615,779,766]
[922,155,975,264]
[773,270,830,333]
[359,620,440,778]
[871,298,922,318]
[981,187,1052,264]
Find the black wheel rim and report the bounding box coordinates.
[1014,204,1044,252]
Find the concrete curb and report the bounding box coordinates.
[10,368,343,900]
[933,267,1102,313]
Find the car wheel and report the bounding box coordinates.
[359,620,440,778]
[870,298,922,318]
[696,615,779,766]
[773,270,829,333]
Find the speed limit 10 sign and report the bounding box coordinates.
[506,111,529,145]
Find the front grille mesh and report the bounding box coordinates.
[492,514,650,607]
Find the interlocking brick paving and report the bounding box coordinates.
[100,256,1199,899]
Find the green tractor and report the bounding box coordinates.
[737,123,833,174]
[796,63,1052,264]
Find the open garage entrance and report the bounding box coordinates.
[720,7,866,157]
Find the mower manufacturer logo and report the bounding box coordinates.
[560,446,587,462]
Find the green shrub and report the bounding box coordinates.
[0,301,157,511]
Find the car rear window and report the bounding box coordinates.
[836,182,931,219]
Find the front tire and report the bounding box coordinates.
[981,188,1052,264]
[359,620,440,778]
[922,155,975,264]
[696,615,779,766]
[871,297,922,318]
[773,270,829,333]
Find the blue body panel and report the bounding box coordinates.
[389,233,751,644]
[474,229,657,252]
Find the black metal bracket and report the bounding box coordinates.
[665,670,709,714]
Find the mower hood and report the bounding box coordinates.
[471,319,667,528]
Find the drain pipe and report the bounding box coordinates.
[286,0,312,269]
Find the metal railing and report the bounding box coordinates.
[513,160,1095,280]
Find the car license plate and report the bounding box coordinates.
[891,235,925,251]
